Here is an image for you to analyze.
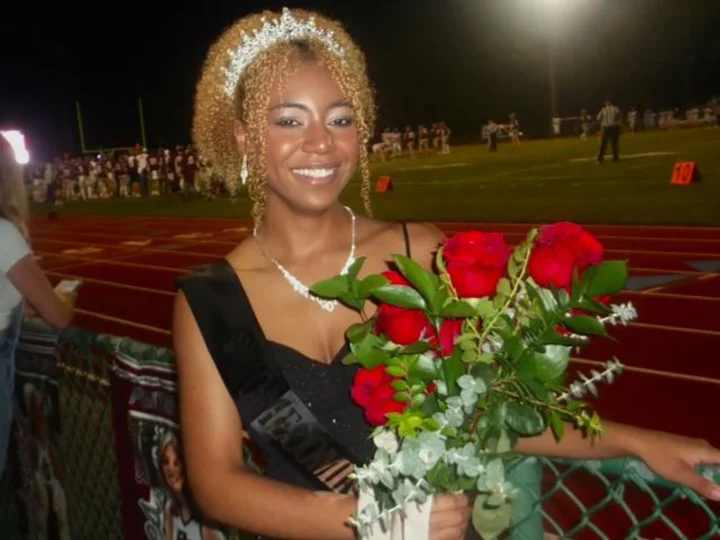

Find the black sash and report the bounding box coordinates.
[177,259,358,494]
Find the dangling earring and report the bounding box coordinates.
[240,154,249,185]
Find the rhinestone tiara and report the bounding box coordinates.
[221,7,346,98]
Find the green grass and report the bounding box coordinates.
[35,129,720,225]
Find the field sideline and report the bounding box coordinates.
[34,129,720,225]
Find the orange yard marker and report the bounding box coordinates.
[670,162,698,185]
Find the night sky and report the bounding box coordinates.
[1,0,718,160]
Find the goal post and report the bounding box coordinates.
[75,98,148,154]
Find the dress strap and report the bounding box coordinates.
[400,221,412,259]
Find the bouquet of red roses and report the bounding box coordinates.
[311,222,636,539]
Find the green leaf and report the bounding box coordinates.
[496,278,511,297]
[340,352,359,365]
[569,298,611,316]
[504,337,525,363]
[430,286,450,314]
[441,300,477,318]
[457,475,477,491]
[340,292,366,311]
[564,315,608,337]
[585,261,628,298]
[496,428,513,453]
[356,274,390,299]
[346,256,366,283]
[393,254,438,304]
[550,412,565,441]
[508,256,520,280]
[505,402,545,436]
[493,294,507,310]
[534,347,570,382]
[421,393,439,417]
[472,496,514,540]
[444,348,464,396]
[346,320,372,343]
[524,379,550,401]
[386,365,405,377]
[471,364,497,388]
[477,353,494,364]
[398,341,433,355]
[516,354,537,382]
[310,275,348,299]
[394,391,411,403]
[473,298,495,320]
[391,380,409,391]
[373,285,427,310]
[409,354,438,380]
[350,334,390,369]
[570,266,587,303]
[537,330,588,348]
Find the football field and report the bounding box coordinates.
[35,128,720,225]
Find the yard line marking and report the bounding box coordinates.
[630,267,702,276]
[569,151,676,162]
[47,271,174,296]
[630,321,720,337]
[74,308,171,335]
[571,357,720,385]
[628,290,720,302]
[35,237,223,259]
[34,251,189,273]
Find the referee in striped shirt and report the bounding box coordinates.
[596,98,621,164]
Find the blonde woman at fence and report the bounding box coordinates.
[0,132,77,475]
[172,8,720,540]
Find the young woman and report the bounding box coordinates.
[172,8,720,540]
[0,133,77,475]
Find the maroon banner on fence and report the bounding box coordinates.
[110,348,229,540]
[11,328,71,540]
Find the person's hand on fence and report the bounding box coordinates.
[57,289,79,307]
[636,430,720,501]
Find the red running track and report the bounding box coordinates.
[29,215,720,447]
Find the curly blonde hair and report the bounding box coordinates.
[192,8,376,224]
[0,138,29,241]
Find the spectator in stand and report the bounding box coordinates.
[0,132,78,474]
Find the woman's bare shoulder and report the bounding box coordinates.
[358,217,446,268]
[224,235,263,271]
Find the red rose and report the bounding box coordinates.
[351,365,408,427]
[351,365,395,408]
[382,270,410,287]
[375,305,431,345]
[528,243,577,290]
[444,231,510,267]
[430,319,464,357]
[538,222,603,267]
[365,399,407,427]
[375,271,431,345]
[443,232,510,298]
[529,222,604,291]
[446,263,505,298]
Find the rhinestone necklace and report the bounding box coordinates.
[253,206,356,312]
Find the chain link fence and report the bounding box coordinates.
[0,322,717,539]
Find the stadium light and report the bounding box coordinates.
[0,130,30,165]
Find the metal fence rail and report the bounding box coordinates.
[0,321,717,539]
